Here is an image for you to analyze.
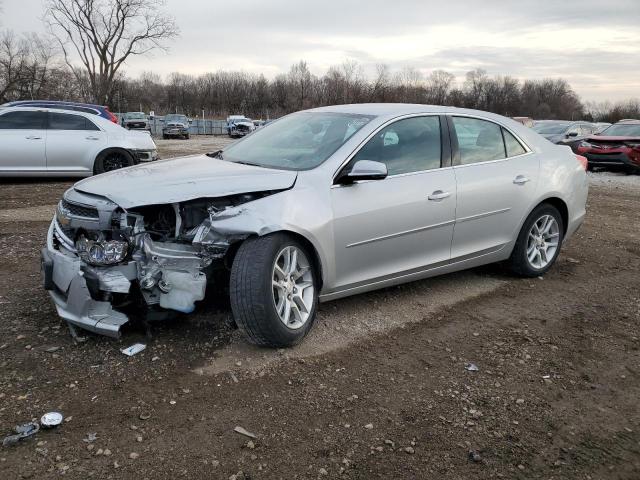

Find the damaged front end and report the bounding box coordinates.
[42,188,277,338]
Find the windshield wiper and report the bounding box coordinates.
[233,160,261,167]
[206,150,224,159]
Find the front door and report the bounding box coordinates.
[0,110,47,173]
[331,115,456,290]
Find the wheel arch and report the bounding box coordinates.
[535,196,569,235]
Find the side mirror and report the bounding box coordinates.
[337,160,388,185]
[566,131,578,137]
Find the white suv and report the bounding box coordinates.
[0,107,158,177]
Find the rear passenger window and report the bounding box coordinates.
[0,111,46,129]
[351,116,441,175]
[452,117,506,165]
[502,128,526,157]
[48,113,99,131]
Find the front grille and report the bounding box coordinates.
[61,199,99,219]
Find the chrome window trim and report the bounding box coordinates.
[331,112,445,182]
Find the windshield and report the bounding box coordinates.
[222,112,374,170]
[126,112,146,119]
[165,115,187,122]
[600,123,640,136]
[532,122,570,135]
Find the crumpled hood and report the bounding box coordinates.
[73,155,297,208]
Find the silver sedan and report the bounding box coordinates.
[42,104,588,347]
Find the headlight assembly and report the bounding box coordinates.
[579,141,592,148]
[76,235,129,266]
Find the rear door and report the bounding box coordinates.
[449,116,539,259]
[45,112,107,173]
[331,115,456,290]
[0,110,47,173]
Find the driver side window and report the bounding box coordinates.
[350,116,441,176]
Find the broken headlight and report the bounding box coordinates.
[76,235,129,266]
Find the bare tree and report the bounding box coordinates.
[45,0,178,105]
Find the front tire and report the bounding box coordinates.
[507,203,564,277]
[93,149,135,174]
[230,233,318,347]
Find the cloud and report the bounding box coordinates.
[3,0,640,101]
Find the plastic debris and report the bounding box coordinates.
[234,426,256,439]
[2,421,40,447]
[465,363,479,372]
[121,343,146,356]
[40,412,63,428]
[83,432,98,443]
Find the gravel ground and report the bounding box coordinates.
[0,141,639,479]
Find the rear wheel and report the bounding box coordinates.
[507,203,564,277]
[94,149,134,174]
[230,233,318,347]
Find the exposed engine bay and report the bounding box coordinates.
[42,188,281,338]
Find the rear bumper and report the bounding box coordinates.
[42,220,130,338]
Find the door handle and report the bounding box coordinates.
[428,190,451,201]
[85,136,100,140]
[25,135,42,140]
[513,175,530,185]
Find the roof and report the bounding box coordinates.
[5,100,106,108]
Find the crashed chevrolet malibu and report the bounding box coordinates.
[42,104,588,347]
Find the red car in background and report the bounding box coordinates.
[576,120,640,173]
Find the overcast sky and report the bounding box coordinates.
[2,0,639,101]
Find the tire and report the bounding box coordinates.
[93,149,135,174]
[162,134,168,140]
[506,203,564,277]
[230,233,318,347]
[184,134,190,140]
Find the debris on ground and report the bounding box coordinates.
[2,421,40,447]
[468,450,482,463]
[465,363,479,372]
[233,426,256,439]
[40,412,63,428]
[121,343,146,356]
[83,432,98,443]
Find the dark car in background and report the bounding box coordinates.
[121,112,150,131]
[1,100,119,124]
[532,120,597,151]
[162,114,190,139]
[576,120,640,173]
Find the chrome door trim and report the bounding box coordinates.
[346,219,456,248]
[455,207,511,224]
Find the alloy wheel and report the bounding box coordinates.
[526,214,560,269]
[272,246,314,330]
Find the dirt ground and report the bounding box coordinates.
[0,138,639,479]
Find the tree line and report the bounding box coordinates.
[1,31,638,123]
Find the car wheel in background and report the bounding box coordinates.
[184,133,190,140]
[94,149,135,174]
[230,233,318,347]
[507,203,564,277]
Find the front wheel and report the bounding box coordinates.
[230,233,318,347]
[507,204,564,277]
[94,149,134,174]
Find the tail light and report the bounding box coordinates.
[576,154,588,171]
[105,108,118,124]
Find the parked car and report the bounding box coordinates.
[41,104,587,346]
[162,114,190,139]
[227,115,255,138]
[576,120,640,173]
[512,116,534,128]
[1,100,119,123]
[594,122,612,133]
[532,120,597,150]
[121,112,151,131]
[0,107,158,177]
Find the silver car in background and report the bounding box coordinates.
[42,104,588,346]
[0,107,158,176]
